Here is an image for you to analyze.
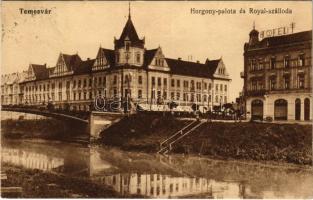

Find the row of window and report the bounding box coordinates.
[25,88,228,104]
[115,52,142,64]
[249,54,306,71]
[151,77,227,92]
[249,74,305,91]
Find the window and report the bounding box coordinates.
[270,77,276,90]
[190,80,195,90]
[177,80,180,87]
[59,82,62,89]
[176,92,180,100]
[125,41,130,51]
[163,78,167,86]
[151,90,155,99]
[171,92,175,100]
[83,79,87,87]
[103,77,106,87]
[116,53,120,63]
[209,95,211,102]
[124,75,131,84]
[163,91,167,99]
[196,82,201,90]
[66,81,70,89]
[157,77,161,86]
[209,83,212,90]
[224,85,227,91]
[78,80,81,88]
[98,77,102,85]
[224,96,227,103]
[136,53,140,63]
[215,95,218,103]
[113,75,117,85]
[298,75,305,89]
[196,94,201,102]
[250,59,257,71]
[89,79,92,87]
[171,79,175,87]
[258,59,263,70]
[183,80,189,88]
[152,77,155,86]
[298,54,305,67]
[220,84,223,91]
[204,83,207,90]
[270,57,276,69]
[216,84,218,91]
[203,95,207,102]
[252,80,257,90]
[183,93,188,101]
[284,56,290,68]
[135,75,141,85]
[284,76,290,89]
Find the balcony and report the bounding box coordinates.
[245,89,266,97]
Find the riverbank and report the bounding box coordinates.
[1,163,142,198]
[99,113,312,165]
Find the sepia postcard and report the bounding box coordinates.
[1,0,312,199]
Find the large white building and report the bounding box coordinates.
[1,10,231,112]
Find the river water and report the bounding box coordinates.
[1,111,313,198]
[2,139,313,199]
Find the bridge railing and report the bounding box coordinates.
[1,105,90,121]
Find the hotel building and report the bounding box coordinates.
[1,10,231,112]
[242,26,312,121]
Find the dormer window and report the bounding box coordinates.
[116,52,120,63]
[136,53,140,63]
[125,41,130,51]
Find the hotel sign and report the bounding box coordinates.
[259,22,295,39]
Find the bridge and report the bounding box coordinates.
[2,106,89,124]
[1,106,124,140]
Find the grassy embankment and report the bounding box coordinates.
[1,163,142,198]
[1,119,88,141]
[99,113,312,165]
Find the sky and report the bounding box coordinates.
[2,1,312,101]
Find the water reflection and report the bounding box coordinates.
[92,173,249,198]
[1,139,313,199]
[2,147,64,171]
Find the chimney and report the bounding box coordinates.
[87,58,90,60]
[196,60,200,63]
[178,57,182,60]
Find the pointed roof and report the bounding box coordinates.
[143,48,158,67]
[30,64,49,80]
[74,59,95,75]
[61,53,82,71]
[165,58,224,78]
[114,16,144,48]
[99,48,115,65]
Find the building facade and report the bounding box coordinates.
[1,71,27,105]
[242,27,312,121]
[1,11,231,112]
